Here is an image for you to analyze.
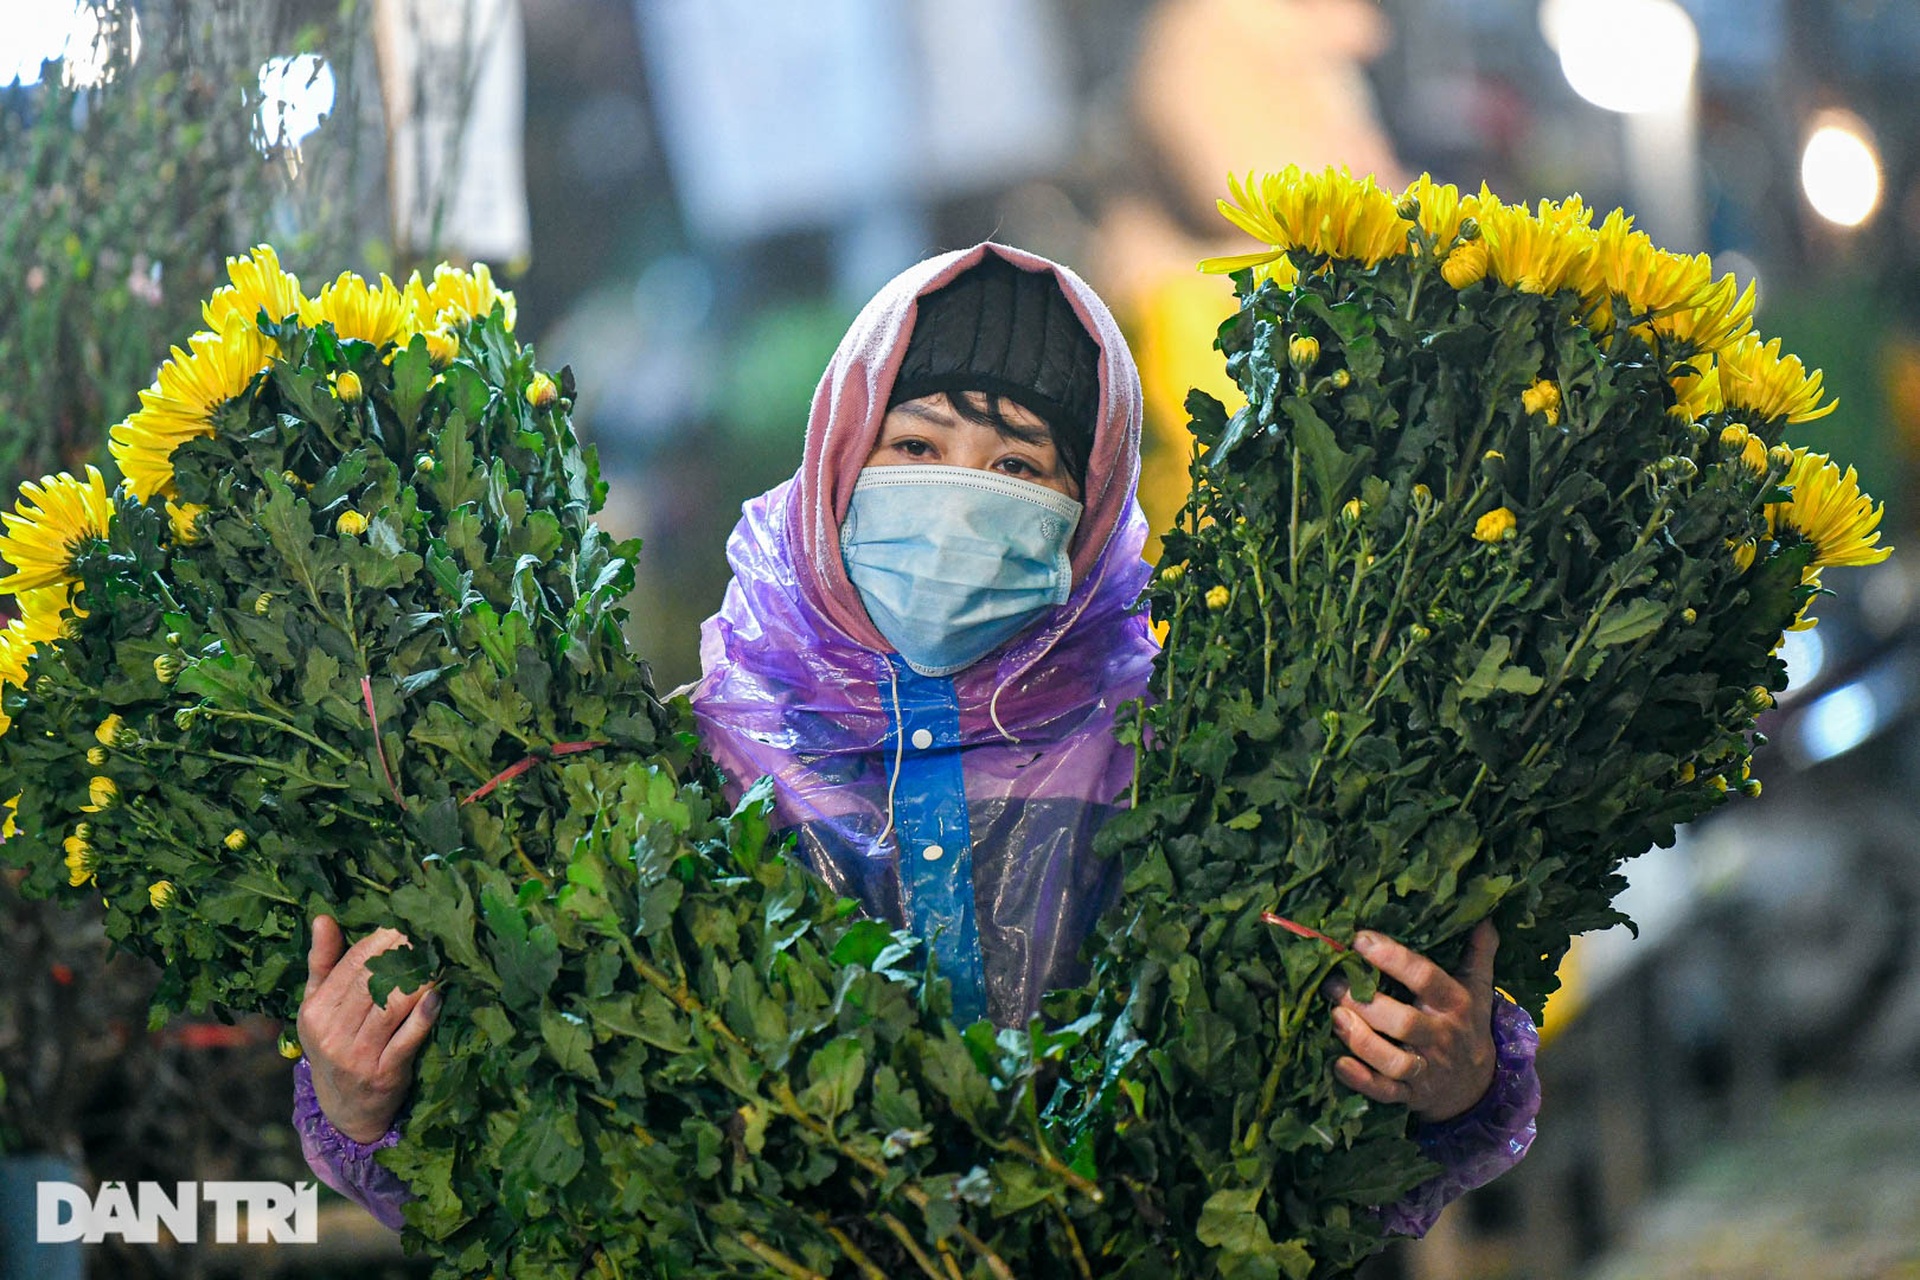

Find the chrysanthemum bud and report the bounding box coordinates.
[253,592,273,616]
[1408,623,1431,643]
[278,1030,303,1060]
[1412,483,1434,508]
[1441,241,1489,289]
[1396,194,1421,221]
[148,880,177,909]
[1160,562,1186,586]
[281,470,306,489]
[1678,762,1696,782]
[64,828,95,886]
[84,775,118,811]
[1329,368,1352,390]
[174,706,198,731]
[1682,607,1698,624]
[1719,423,1751,453]
[526,371,559,409]
[1768,444,1795,469]
[1746,685,1775,712]
[1341,497,1365,525]
[1457,217,1481,242]
[87,746,106,765]
[335,509,369,537]
[224,828,248,851]
[414,454,435,474]
[1288,335,1320,373]
[1709,774,1729,793]
[1742,779,1763,798]
[1473,507,1517,543]
[95,714,123,746]
[333,370,364,404]
[1205,585,1231,611]
[1657,455,1699,480]
[154,653,183,683]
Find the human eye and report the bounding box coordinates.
[995,455,1041,478]
[892,438,934,459]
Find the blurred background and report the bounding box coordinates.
[2,0,1919,1275]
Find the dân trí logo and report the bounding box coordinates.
[37,1181,318,1244]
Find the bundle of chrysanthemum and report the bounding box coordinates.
[1068,169,1889,1277]
[0,250,1106,1278]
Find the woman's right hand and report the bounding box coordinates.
[295,915,440,1143]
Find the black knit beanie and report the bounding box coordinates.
[888,255,1101,469]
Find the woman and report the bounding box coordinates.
[295,244,1539,1237]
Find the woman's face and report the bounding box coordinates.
[865,392,1079,500]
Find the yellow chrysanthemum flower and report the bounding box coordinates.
[0,466,113,592]
[1473,507,1518,543]
[0,622,30,687]
[1717,333,1836,424]
[13,583,78,647]
[1668,362,1723,420]
[95,713,124,746]
[405,262,518,333]
[1651,274,1756,359]
[148,880,177,909]
[1727,537,1758,574]
[202,244,305,333]
[1768,449,1891,571]
[165,499,207,544]
[1205,585,1231,611]
[82,775,118,812]
[1199,166,1410,276]
[1522,380,1562,424]
[64,827,95,886]
[306,270,410,347]
[423,327,460,366]
[1399,173,1474,250]
[1586,210,1719,322]
[111,321,274,502]
[1473,187,1597,297]
[2,793,16,839]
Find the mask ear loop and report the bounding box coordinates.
[875,659,906,850]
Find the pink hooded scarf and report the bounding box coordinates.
[690,243,1159,1025]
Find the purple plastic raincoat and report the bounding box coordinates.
[293,242,1538,1238]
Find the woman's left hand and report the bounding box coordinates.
[1323,919,1499,1124]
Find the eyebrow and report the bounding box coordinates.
[891,400,958,427]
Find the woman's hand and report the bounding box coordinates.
[1323,920,1499,1124]
[295,915,440,1144]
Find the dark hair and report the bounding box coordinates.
[938,389,1087,498]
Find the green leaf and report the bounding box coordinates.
[1590,597,1667,648]
[1458,636,1544,701]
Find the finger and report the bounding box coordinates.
[1333,1006,1427,1085]
[305,915,346,999]
[1337,987,1421,1044]
[1457,920,1499,996]
[1333,1054,1412,1107]
[379,984,441,1076]
[1353,931,1455,1009]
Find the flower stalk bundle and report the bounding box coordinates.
[1070,168,1889,1277]
[0,252,1103,1277]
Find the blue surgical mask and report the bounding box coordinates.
[840,464,1082,677]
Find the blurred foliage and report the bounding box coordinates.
[0,0,377,499]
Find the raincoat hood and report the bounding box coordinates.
[692,243,1158,1024]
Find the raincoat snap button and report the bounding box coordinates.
[911,728,934,749]
[922,843,945,862]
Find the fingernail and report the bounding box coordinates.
[1353,931,1378,954]
[1332,1008,1353,1033]
[421,989,443,1018]
[1320,977,1349,1002]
